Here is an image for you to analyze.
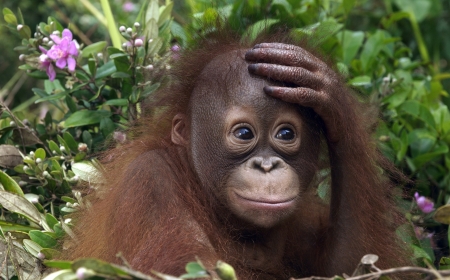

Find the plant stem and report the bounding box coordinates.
[99,0,122,49]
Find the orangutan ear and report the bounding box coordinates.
[171,113,189,147]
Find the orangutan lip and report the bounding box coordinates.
[234,192,296,206]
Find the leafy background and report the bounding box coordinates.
[1,0,450,279]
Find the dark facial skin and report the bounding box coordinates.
[173,50,319,229]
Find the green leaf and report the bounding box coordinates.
[4,14,17,25]
[57,135,71,155]
[338,30,364,65]
[100,118,115,138]
[0,190,42,223]
[393,0,431,22]
[95,60,117,79]
[412,143,448,168]
[18,25,31,39]
[111,72,131,78]
[29,230,57,248]
[145,0,159,23]
[45,213,59,228]
[186,262,205,274]
[61,196,77,204]
[40,248,60,259]
[81,41,107,58]
[399,100,436,128]
[48,140,62,155]
[245,19,279,42]
[23,239,43,257]
[35,148,46,160]
[158,2,174,27]
[72,258,122,277]
[63,110,112,128]
[408,129,435,158]
[348,75,371,86]
[63,132,79,153]
[104,99,128,106]
[360,30,389,73]
[0,170,24,196]
[42,260,72,269]
[65,95,78,113]
[71,161,101,183]
[0,220,39,232]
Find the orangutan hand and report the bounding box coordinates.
[245,43,346,143]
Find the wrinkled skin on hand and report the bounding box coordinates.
[245,43,346,143]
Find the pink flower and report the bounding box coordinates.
[47,29,79,72]
[38,51,56,81]
[122,1,136,12]
[414,192,435,213]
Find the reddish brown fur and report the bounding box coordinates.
[66,28,410,278]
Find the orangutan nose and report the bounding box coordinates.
[248,156,285,173]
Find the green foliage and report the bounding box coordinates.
[1,0,450,279]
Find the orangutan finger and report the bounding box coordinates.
[245,47,319,71]
[248,63,323,89]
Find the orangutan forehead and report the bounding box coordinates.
[192,50,276,105]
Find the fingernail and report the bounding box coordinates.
[263,86,273,94]
[248,64,257,73]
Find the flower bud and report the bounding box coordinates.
[17,24,23,31]
[134,22,140,28]
[126,27,133,34]
[52,150,57,155]
[134,38,143,47]
[76,267,95,280]
[23,166,29,171]
[52,30,60,35]
[64,218,72,224]
[122,43,128,49]
[145,64,154,70]
[215,261,237,280]
[148,39,153,44]
[60,146,66,152]
[43,171,51,178]
[19,54,25,61]
[42,37,49,43]
[47,41,54,47]
[36,158,42,164]
[119,25,126,32]
[19,181,27,187]
[9,121,16,127]
[78,143,88,152]
[37,252,45,260]
[97,53,103,59]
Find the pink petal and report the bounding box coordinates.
[39,46,48,54]
[58,38,69,50]
[50,34,61,44]
[47,64,56,81]
[62,29,73,40]
[55,58,66,69]
[68,42,79,56]
[47,48,60,60]
[67,56,76,72]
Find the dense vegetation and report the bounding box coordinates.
[1,0,450,279]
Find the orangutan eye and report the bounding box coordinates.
[233,127,254,140]
[275,128,295,141]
